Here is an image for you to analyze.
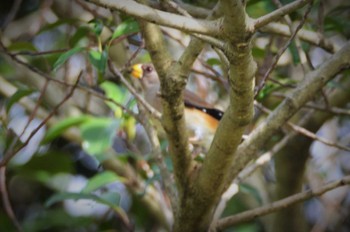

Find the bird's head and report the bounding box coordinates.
[131,63,160,89]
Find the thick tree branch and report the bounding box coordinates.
[199,0,256,195]
[138,18,195,206]
[170,0,257,230]
[87,0,221,36]
[230,41,350,181]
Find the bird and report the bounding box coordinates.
[130,63,223,153]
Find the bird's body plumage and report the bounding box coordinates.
[131,63,223,152]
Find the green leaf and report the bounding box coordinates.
[7,42,38,52]
[252,47,265,58]
[100,81,126,113]
[206,58,221,66]
[53,46,84,71]
[81,118,120,155]
[69,26,90,47]
[289,41,300,65]
[81,171,125,193]
[42,115,91,144]
[240,183,263,205]
[17,151,74,182]
[21,209,93,231]
[45,192,120,208]
[324,5,350,37]
[39,18,77,33]
[88,19,104,36]
[111,19,139,41]
[247,1,274,18]
[88,49,108,74]
[6,89,35,113]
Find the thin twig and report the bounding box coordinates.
[0,41,72,87]
[261,22,337,53]
[271,92,350,116]
[255,1,313,97]
[108,60,161,120]
[1,40,140,121]
[304,103,350,116]
[136,100,178,214]
[1,0,23,31]
[19,80,49,140]
[272,0,309,73]
[216,175,350,230]
[253,0,312,30]
[0,167,23,232]
[13,48,70,56]
[256,102,350,152]
[286,122,350,152]
[160,0,192,17]
[108,60,177,212]
[0,73,82,167]
[125,40,145,69]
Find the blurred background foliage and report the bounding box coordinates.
[0,0,349,231]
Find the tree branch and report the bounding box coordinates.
[87,0,221,36]
[230,41,350,181]
[255,2,312,96]
[253,0,312,30]
[0,74,81,167]
[216,175,350,230]
[261,22,339,53]
[172,0,257,230]
[0,167,23,232]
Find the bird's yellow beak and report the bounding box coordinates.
[131,64,143,79]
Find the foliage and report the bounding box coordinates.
[0,0,350,232]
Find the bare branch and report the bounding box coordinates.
[255,2,313,96]
[287,122,350,152]
[305,103,350,116]
[0,74,81,167]
[253,0,312,30]
[256,102,350,152]
[216,175,350,230]
[261,22,339,53]
[87,0,221,36]
[0,167,23,232]
[108,61,177,210]
[231,41,350,181]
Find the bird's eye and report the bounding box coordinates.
[145,66,153,73]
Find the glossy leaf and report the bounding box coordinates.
[7,42,37,52]
[88,49,108,74]
[42,115,91,144]
[289,41,300,65]
[81,118,120,155]
[206,58,221,66]
[45,192,120,208]
[53,46,84,71]
[88,19,104,36]
[111,19,139,41]
[39,18,77,33]
[6,89,35,113]
[252,47,265,58]
[69,26,90,47]
[81,171,125,193]
[100,81,125,115]
[123,116,136,140]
